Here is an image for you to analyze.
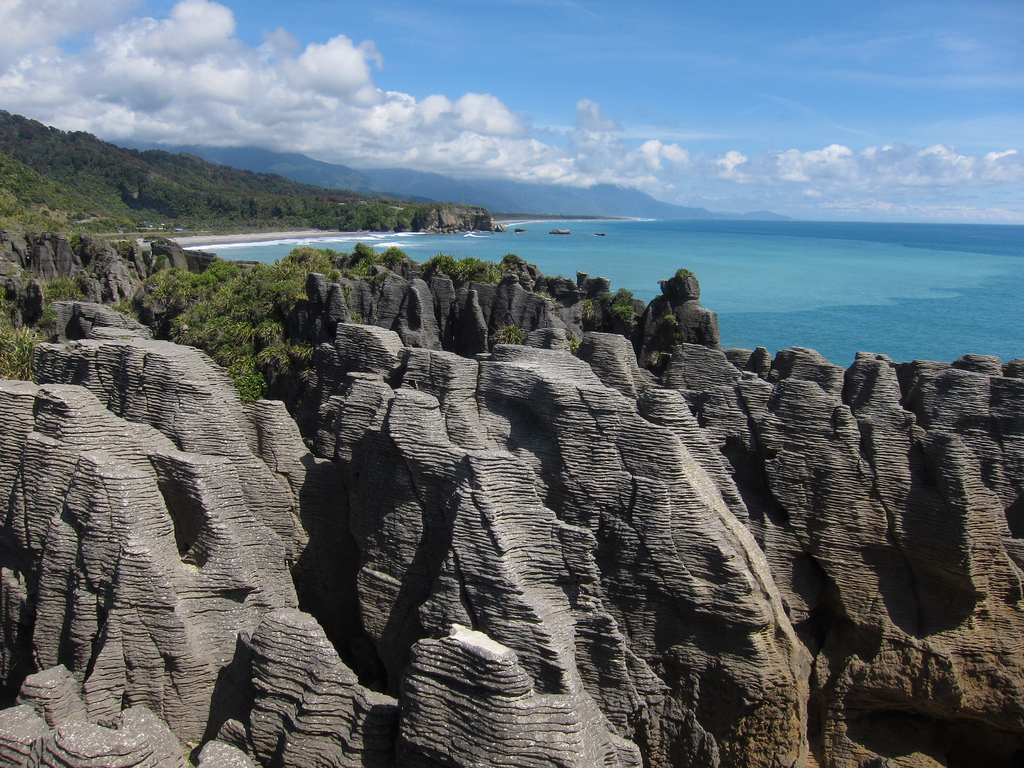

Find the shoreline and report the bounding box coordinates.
[172,229,365,247]
[173,217,631,248]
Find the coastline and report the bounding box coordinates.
[172,229,360,247]
[172,217,633,248]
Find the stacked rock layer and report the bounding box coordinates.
[0,307,1022,767]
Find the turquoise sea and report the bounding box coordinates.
[200,220,1024,368]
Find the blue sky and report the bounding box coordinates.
[1,0,1021,221]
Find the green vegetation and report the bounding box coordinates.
[0,153,132,233]
[607,288,636,323]
[580,298,595,322]
[421,254,503,284]
[0,272,100,374]
[142,248,338,402]
[37,276,88,332]
[675,268,694,280]
[492,324,524,346]
[128,243,416,401]
[0,296,41,380]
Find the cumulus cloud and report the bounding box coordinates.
[0,0,533,166]
[287,35,382,97]
[575,99,621,132]
[716,151,749,182]
[144,0,238,59]
[750,143,1024,189]
[0,0,135,68]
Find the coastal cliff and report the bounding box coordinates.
[1,232,1023,767]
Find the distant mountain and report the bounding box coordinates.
[363,167,786,221]
[170,146,384,197]
[144,144,789,221]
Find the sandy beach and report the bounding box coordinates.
[172,230,362,247]
[172,219,619,248]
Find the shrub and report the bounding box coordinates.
[138,247,340,401]
[492,324,524,346]
[675,268,694,280]
[580,298,595,322]
[422,254,502,284]
[43,277,85,303]
[381,246,408,268]
[0,316,40,381]
[609,288,635,323]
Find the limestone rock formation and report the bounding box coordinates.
[0,231,213,331]
[0,248,1022,768]
[311,323,810,767]
[399,625,636,767]
[0,332,368,758]
[247,608,397,767]
[409,204,502,234]
[52,301,152,342]
[674,344,1024,766]
[636,270,721,367]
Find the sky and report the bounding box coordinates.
[1,0,1022,222]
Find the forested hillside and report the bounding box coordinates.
[0,111,450,233]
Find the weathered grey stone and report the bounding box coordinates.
[196,741,256,768]
[248,609,398,768]
[52,302,152,343]
[682,347,1024,766]
[576,332,651,399]
[399,626,639,767]
[17,667,86,729]
[0,705,48,767]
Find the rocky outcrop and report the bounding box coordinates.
[52,301,152,342]
[0,230,212,330]
[400,625,636,767]
[0,329,376,758]
[636,270,721,368]
[296,261,719,372]
[309,324,809,767]
[674,345,1024,766]
[247,609,397,767]
[409,205,503,234]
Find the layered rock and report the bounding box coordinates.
[675,345,1024,766]
[0,330,369,755]
[408,204,502,234]
[0,231,211,330]
[400,625,634,767]
[247,609,397,767]
[311,323,810,767]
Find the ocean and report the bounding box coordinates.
[198,220,1024,368]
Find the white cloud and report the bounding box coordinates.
[288,35,382,97]
[575,99,620,132]
[818,198,1024,222]
[716,151,749,181]
[451,93,522,137]
[144,0,238,59]
[0,0,135,68]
